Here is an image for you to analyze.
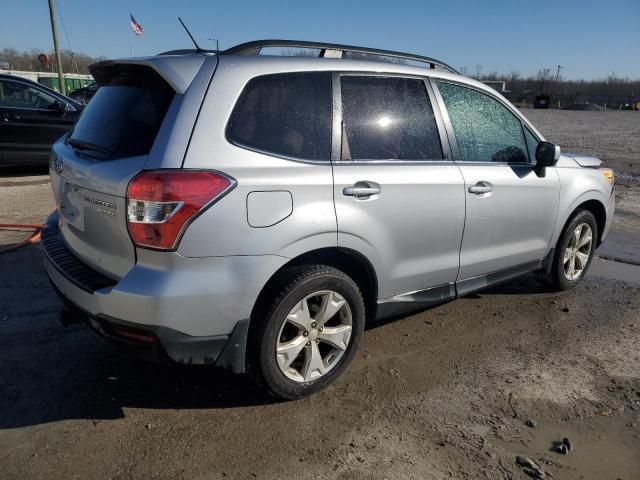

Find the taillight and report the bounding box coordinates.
[126,170,235,250]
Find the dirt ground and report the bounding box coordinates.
[1,110,639,480]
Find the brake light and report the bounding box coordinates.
[126,170,234,250]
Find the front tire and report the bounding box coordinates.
[248,265,365,400]
[540,209,598,290]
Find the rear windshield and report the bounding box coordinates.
[69,65,174,160]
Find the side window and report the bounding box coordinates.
[0,80,57,109]
[524,127,539,163]
[340,76,442,161]
[437,82,529,163]
[226,72,331,161]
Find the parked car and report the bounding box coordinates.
[0,73,82,166]
[43,40,615,399]
[67,82,99,105]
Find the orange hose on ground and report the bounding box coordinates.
[0,223,44,254]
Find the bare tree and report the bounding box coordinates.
[0,47,99,74]
[536,68,553,93]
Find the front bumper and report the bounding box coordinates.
[42,212,286,370]
[601,186,615,243]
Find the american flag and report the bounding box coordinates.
[130,14,144,37]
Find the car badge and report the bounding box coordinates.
[53,155,64,174]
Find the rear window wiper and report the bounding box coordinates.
[67,138,113,157]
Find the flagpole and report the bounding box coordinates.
[130,23,133,56]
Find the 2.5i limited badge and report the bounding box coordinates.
[83,194,117,218]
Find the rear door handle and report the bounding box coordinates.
[343,182,381,199]
[468,182,493,194]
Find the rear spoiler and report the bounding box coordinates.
[89,54,210,94]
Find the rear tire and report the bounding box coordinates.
[539,209,598,290]
[248,265,365,400]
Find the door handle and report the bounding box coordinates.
[468,182,493,194]
[343,182,381,199]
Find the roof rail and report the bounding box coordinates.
[221,40,459,74]
[158,48,217,56]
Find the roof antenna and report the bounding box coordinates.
[178,17,203,52]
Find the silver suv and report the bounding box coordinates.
[43,40,615,399]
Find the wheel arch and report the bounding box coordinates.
[250,247,379,324]
[553,191,608,248]
[575,199,606,246]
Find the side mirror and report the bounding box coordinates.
[535,141,560,167]
[53,100,74,113]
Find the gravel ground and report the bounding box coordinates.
[0,111,639,480]
[523,109,640,181]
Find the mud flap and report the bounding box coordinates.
[214,318,250,374]
[542,247,556,274]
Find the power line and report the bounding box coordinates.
[55,0,73,52]
[54,0,79,74]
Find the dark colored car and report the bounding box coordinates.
[0,74,83,167]
[67,82,99,105]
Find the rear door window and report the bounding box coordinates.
[437,82,528,163]
[226,72,331,161]
[340,76,442,161]
[69,65,175,160]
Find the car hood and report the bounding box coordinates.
[563,153,603,168]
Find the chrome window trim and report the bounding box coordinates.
[225,140,333,165]
[331,160,455,166]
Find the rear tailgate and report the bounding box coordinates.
[50,146,147,279]
[49,57,212,279]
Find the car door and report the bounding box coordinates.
[0,78,77,165]
[332,73,465,310]
[432,80,560,291]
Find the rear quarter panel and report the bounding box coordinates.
[177,57,336,258]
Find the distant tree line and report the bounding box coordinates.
[462,66,640,107]
[2,47,637,105]
[0,48,103,74]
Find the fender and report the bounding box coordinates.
[550,189,607,248]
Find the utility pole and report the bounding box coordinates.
[554,65,563,90]
[554,65,563,108]
[47,0,66,95]
[208,38,219,51]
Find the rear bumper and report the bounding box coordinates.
[42,212,287,370]
[51,279,249,369]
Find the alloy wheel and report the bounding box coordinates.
[563,223,593,281]
[276,290,353,382]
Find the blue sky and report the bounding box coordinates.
[2,0,639,79]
